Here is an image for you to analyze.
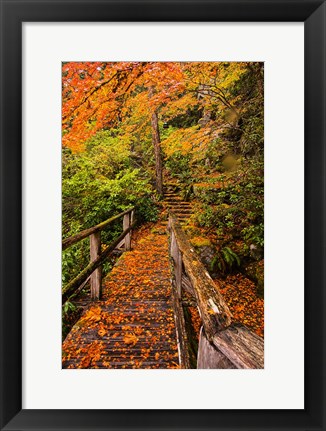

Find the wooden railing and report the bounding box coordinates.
[62,207,135,304]
[168,213,264,369]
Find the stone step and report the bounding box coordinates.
[165,199,190,204]
[167,206,192,211]
[176,214,189,218]
[166,204,190,207]
[164,196,181,200]
[168,210,192,215]
[166,208,192,213]
[164,197,188,201]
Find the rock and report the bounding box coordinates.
[249,244,263,261]
[196,245,219,277]
[244,260,264,297]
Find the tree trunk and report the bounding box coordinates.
[149,88,163,196]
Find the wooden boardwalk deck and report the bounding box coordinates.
[62,221,180,369]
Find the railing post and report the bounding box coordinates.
[171,230,182,297]
[123,212,132,251]
[90,232,102,300]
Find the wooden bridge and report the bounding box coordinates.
[62,198,264,369]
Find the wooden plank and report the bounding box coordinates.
[181,273,195,297]
[171,233,182,297]
[170,231,182,297]
[170,230,177,260]
[62,207,134,250]
[212,324,264,369]
[197,327,236,369]
[90,232,102,300]
[168,229,191,367]
[175,251,182,297]
[170,277,191,369]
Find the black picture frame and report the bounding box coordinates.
[1,1,325,430]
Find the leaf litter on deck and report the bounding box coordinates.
[62,221,179,369]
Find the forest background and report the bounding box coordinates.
[62,61,264,335]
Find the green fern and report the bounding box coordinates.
[210,246,240,275]
[62,300,76,316]
[222,247,240,266]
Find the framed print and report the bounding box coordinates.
[1,0,325,430]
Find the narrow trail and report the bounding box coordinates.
[62,220,179,369]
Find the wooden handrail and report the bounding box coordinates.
[62,220,136,303]
[62,207,134,250]
[62,208,135,303]
[168,213,264,369]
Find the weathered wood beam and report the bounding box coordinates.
[212,323,264,369]
[197,327,236,369]
[62,207,134,250]
[181,273,195,297]
[169,214,232,339]
[62,221,136,303]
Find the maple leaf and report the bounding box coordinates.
[92,353,101,362]
[123,333,139,345]
[98,329,106,337]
